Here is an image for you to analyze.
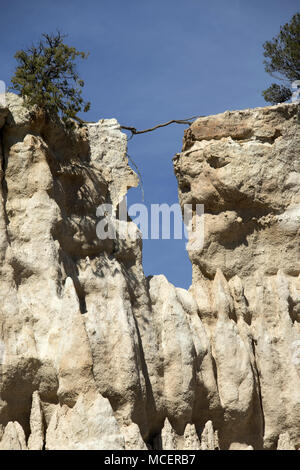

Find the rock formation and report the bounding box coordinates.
[174,103,300,450]
[0,94,298,450]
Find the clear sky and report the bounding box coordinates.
[0,0,298,288]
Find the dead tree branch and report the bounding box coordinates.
[120,116,203,138]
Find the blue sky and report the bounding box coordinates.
[1,0,298,288]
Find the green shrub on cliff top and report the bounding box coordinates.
[10,32,90,122]
[262,13,300,104]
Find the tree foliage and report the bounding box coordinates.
[10,32,90,122]
[262,13,300,104]
[262,83,292,105]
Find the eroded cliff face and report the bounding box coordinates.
[174,102,300,450]
[0,94,298,450]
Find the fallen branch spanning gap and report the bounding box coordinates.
[121,116,203,197]
[120,116,203,138]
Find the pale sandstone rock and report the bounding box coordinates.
[161,418,178,450]
[200,420,219,450]
[160,418,219,450]
[277,432,296,450]
[149,275,197,431]
[0,95,298,450]
[183,423,201,450]
[122,423,147,450]
[88,119,138,206]
[28,391,44,450]
[0,421,27,450]
[174,102,300,449]
[160,418,201,450]
[175,103,300,285]
[45,391,125,450]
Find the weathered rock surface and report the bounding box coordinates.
[0,94,298,450]
[174,103,300,449]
